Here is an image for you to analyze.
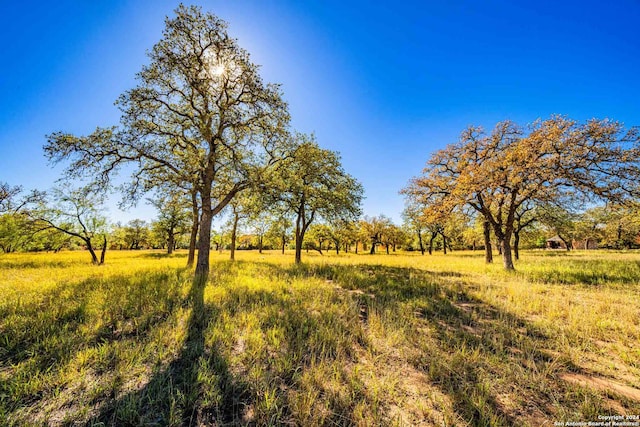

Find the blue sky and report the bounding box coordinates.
[1,1,639,224]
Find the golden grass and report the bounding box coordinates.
[1,249,639,426]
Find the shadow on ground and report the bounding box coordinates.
[0,269,189,425]
[138,252,189,259]
[255,261,636,425]
[92,272,252,425]
[3,259,636,426]
[90,261,371,425]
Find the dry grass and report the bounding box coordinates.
[1,249,639,426]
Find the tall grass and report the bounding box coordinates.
[1,249,639,425]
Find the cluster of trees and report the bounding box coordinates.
[5,172,640,266]
[298,215,405,255]
[401,202,640,256]
[403,117,640,270]
[531,203,640,251]
[4,8,640,277]
[1,6,363,282]
[1,185,108,262]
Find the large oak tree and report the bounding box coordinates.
[405,116,640,270]
[45,5,290,282]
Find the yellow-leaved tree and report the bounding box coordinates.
[404,116,640,270]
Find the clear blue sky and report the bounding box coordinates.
[1,1,639,223]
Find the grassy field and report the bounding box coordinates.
[1,249,639,426]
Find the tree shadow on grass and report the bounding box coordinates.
[0,258,77,269]
[5,258,634,425]
[91,267,252,426]
[417,285,640,423]
[411,289,553,425]
[257,261,465,303]
[83,260,640,425]
[0,269,187,369]
[4,259,370,425]
[93,259,383,426]
[293,263,527,424]
[257,261,634,425]
[0,269,189,426]
[520,268,640,286]
[138,252,189,259]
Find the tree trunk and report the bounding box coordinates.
[558,235,571,251]
[295,229,303,264]
[442,234,447,255]
[417,230,425,255]
[195,191,213,283]
[617,224,623,249]
[385,243,390,254]
[86,238,99,264]
[483,221,493,263]
[513,231,520,260]
[167,230,175,255]
[100,235,107,264]
[281,234,286,254]
[355,241,358,254]
[230,212,239,261]
[294,204,305,264]
[501,235,515,270]
[429,232,436,255]
[187,190,199,267]
[491,221,515,271]
[195,180,244,279]
[258,235,263,254]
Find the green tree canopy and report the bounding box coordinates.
[274,135,363,263]
[405,116,640,270]
[44,5,291,281]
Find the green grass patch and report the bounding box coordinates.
[1,249,639,425]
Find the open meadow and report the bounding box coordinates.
[1,249,639,426]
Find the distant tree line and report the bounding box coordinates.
[6,180,638,262]
[2,8,640,276]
